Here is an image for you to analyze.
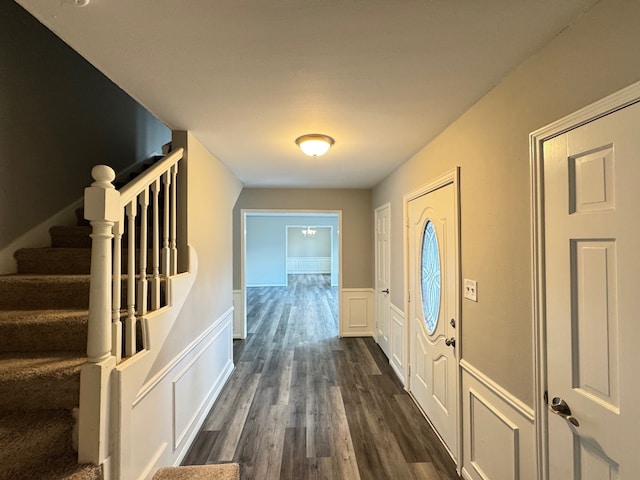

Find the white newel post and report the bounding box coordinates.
[79,165,119,466]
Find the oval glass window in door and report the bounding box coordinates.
[421,220,441,334]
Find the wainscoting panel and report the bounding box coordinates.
[117,309,234,480]
[232,290,245,339]
[460,360,536,480]
[286,256,332,274]
[389,303,406,383]
[340,289,374,337]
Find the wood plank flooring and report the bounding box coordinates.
[183,274,460,479]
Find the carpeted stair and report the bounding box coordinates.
[0,213,101,479]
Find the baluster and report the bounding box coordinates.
[161,170,171,277]
[138,188,149,316]
[125,200,137,357]
[112,216,124,363]
[170,163,178,275]
[151,178,161,310]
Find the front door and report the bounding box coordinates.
[375,203,391,358]
[408,179,458,460]
[543,101,640,477]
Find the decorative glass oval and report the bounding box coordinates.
[421,220,441,334]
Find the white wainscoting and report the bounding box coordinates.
[116,308,234,480]
[286,256,331,274]
[389,303,406,383]
[340,288,374,337]
[232,290,245,339]
[460,360,536,480]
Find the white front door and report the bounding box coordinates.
[408,180,458,460]
[544,101,640,478]
[375,203,391,358]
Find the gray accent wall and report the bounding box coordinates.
[0,2,171,250]
[372,0,640,407]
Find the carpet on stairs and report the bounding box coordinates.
[153,464,240,480]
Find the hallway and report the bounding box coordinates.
[183,274,459,479]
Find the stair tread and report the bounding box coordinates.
[0,310,88,354]
[0,351,85,376]
[0,274,91,281]
[0,409,101,480]
[0,309,88,322]
[0,352,84,412]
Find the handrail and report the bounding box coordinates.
[119,148,183,205]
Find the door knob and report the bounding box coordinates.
[548,397,580,427]
[381,289,389,294]
[445,337,455,347]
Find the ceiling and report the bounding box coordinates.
[18,0,597,189]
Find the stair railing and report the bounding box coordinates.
[78,147,184,467]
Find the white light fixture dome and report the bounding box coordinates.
[295,134,335,157]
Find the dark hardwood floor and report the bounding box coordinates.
[183,274,460,480]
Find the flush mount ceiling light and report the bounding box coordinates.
[295,134,335,157]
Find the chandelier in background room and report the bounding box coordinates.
[302,226,316,237]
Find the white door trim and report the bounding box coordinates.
[530,80,640,480]
[240,209,343,337]
[403,167,461,472]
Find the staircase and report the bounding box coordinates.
[0,210,101,479]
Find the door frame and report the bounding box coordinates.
[240,209,342,337]
[374,202,391,356]
[530,80,640,480]
[403,167,461,469]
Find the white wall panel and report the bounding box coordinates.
[232,290,245,339]
[340,289,374,337]
[286,256,332,274]
[389,303,405,383]
[117,309,234,480]
[461,360,535,480]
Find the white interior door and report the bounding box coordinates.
[375,203,391,358]
[544,101,640,478]
[408,181,458,460]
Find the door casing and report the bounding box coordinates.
[530,80,640,480]
[403,167,461,471]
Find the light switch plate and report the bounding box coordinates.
[464,279,477,302]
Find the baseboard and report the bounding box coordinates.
[460,360,536,480]
[0,197,83,274]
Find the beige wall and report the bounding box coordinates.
[150,132,243,371]
[372,0,640,406]
[233,188,372,289]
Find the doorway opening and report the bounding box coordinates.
[239,210,342,339]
